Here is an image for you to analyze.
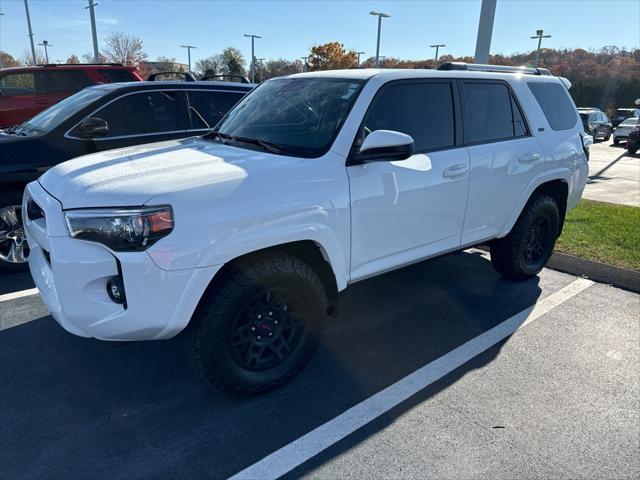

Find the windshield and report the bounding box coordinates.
[620,117,639,126]
[21,87,108,134]
[214,77,364,157]
[614,109,632,116]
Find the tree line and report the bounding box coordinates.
[1,32,637,111]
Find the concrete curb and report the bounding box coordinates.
[476,246,640,294]
[546,251,640,294]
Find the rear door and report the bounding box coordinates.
[461,80,545,245]
[185,89,247,134]
[67,89,190,155]
[36,70,94,111]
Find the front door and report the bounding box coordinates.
[67,90,190,156]
[347,80,469,281]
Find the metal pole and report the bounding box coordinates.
[86,1,100,63]
[0,9,4,68]
[430,44,445,68]
[370,11,390,68]
[38,41,51,64]
[300,56,308,72]
[356,51,365,66]
[181,45,196,73]
[23,0,37,65]
[243,34,261,83]
[474,0,497,64]
[257,58,265,82]
[530,30,551,67]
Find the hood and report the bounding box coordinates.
[39,137,304,209]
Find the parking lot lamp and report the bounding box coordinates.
[23,0,37,65]
[243,34,261,83]
[429,44,445,68]
[300,56,308,72]
[356,51,365,66]
[257,57,265,82]
[86,1,100,63]
[531,29,551,67]
[181,45,196,74]
[369,11,390,67]
[38,40,52,64]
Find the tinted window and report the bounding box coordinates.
[91,91,188,137]
[22,87,108,134]
[528,82,577,130]
[186,90,246,129]
[217,78,364,158]
[361,82,455,151]
[463,82,524,143]
[0,73,35,96]
[44,70,93,94]
[97,69,138,83]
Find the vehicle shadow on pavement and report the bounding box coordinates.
[588,151,631,183]
[0,251,542,479]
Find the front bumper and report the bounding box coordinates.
[23,181,220,341]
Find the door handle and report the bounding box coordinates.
[519,152,541,163]
[442,164,468,179]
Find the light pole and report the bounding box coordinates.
[356,51,365,66]
[429,44,445,68]
[474,0,497,64]
[369,11,390,67]
[257,57,265,82]
[243,33,261,83]
[530,29,551,67]
[38,40,52,64]
[181,45,196,74]
[86,1,100,63]
[300,56,308,72]
[23,0,37,65]
[0,8,4,68]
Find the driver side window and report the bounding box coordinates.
[357,82,455,152]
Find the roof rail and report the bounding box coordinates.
[200,74,251,84]
[437,62,552,76]
[36,63,126,67]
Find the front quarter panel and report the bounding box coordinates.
[145,150,352,290]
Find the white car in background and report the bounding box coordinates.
[613,117,640,145]
[23,63,589,396]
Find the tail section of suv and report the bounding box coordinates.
[24,65,589,395]
[0,64,143,127]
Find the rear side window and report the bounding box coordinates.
[462,82,527,143]
[527,82,577,131]
[361,82,455,152]
[44,71,93,93]
[0,73,35,96]
[89,91,188,137]
[97,69,138,83]
[186,90,246,129]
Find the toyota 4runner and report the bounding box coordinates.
[23,63,590,395]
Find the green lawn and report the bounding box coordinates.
[555,199,640,271]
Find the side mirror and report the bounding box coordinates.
[78,117,109,138]
[358,130,415,161]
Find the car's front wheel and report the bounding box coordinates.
[490,194,560,280]
[189,253,328,396]
[0,191,29,273]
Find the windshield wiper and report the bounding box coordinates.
[207,131,286,154]
[5,125,27,136]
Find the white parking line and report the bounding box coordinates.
[0,288,39,303]
[230,277,594,480]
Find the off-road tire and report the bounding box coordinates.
[490,194,560,280]
[0,190,29,274]
[189,253,329,396]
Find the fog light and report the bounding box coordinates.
[106,276,126,305]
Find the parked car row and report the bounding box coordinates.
[14,62,590,395]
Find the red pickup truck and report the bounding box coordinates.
[0,63,142,127]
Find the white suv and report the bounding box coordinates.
[23,63,589,395]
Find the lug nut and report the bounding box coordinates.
[251,326,256,331]
[268,332,273,337]
[257,314,262,320]
[257,335,262,340]
[268,311,273,317]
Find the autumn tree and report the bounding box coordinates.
[66,54,80,64]
[20,48,46,66]
[307,42,357,71]
[102,32,148,67]
[0,51,21,68]
[81,52,107,63]
[195,56,221,78]
[261,58,304,80]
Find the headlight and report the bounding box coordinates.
[65,206,173,252]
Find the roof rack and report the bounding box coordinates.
[36,63,125,67]
[437,62,551,76]
[201,74,251,84]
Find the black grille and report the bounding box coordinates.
[26,198,45,221]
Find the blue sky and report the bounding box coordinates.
[0,0,638,64]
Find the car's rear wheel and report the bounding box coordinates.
[613,138,620,145]
[189,253,328,396]
[629,147,638,155]
[490,194,560,280]
[0,191,29,274]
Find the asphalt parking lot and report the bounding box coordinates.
[1,140,639,480]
